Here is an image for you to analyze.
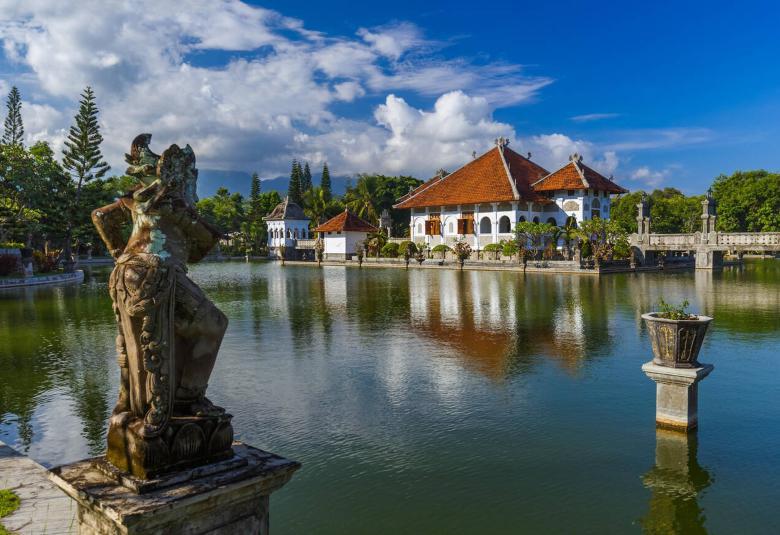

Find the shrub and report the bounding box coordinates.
[33,250,60,273]
[580,240,593,259]
[381,242,399,258]
[431,244,451,258]
[0,242,24,250]
[398,240,417,256]
[656,298,696,320]
[502,241,519,257]
[0,254,21,276]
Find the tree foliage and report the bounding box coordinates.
[712,170,780,232]
[321,163,332,202]
[2,86,24,147]
[287,160,303,206]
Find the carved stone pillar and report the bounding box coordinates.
[642,362,714,431]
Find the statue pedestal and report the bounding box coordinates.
[48,442,299,535]
[642,362,714,431]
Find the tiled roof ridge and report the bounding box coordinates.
[497,144,520,200]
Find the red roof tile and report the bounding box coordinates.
[314,210,377,233]
[533,159,628,194]
[393,146,550,209]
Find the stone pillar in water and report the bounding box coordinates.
[642,362,714,431]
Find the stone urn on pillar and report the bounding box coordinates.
[641,299,714,431]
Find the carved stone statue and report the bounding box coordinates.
[92,134,232,479]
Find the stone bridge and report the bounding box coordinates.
[629,193,780,269]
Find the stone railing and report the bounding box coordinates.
[718,232,780,246]
[295,239,317,249]
[648,233,698,247]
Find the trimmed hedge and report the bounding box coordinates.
[398,240,417,256]
[381,242,400,258]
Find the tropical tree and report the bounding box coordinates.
[365,229,387,258]
[303,186,329,227]
[515,221,555,260]
[61,86,110,268]
[345,174,380,223]
[2,86,24,147]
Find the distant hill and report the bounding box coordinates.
[198,169,353,198]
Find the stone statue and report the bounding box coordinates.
[92,134,233,479]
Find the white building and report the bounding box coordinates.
[393,139,627,249]
[314,209,377,261]
[264,197,310,259]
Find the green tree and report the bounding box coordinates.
[321,162,332,202]
[609,191,646,233]
[61,86,110,266]
[301,162,312,193]
[712,170,780,232]
[303,186,329,227]
[288,160,303,206]
[345,174,381,223]
[2,86,24,147]
[649,188,702,233]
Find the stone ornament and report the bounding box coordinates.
[93,134,232,479]
[562,200,580,211]
[642,313,712,369]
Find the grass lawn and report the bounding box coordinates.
[0,489,20,535]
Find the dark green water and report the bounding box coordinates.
[1,261,779,534]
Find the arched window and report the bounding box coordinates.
[592,198,601,209]
[546,217,557,226]
[498,215,511,233]
[479,216,492,234]
[532,216,540,224]
[287,229,292,239]
[518,215,526,223]
[448,222,454,234]
[417,223,422,235]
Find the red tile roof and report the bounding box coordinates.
[532,158,628,193]
[314,210,377,233]
[393,146,550,209]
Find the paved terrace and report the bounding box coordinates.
[0,441,75,534]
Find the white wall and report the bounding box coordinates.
[267,219,311,248]
[323,231,369,258]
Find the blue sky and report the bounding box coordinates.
[1,0,778,194]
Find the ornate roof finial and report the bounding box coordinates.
[527,152,532,159]
[494,137,510,149]
[472,150,477,159]
[569,153,582,163]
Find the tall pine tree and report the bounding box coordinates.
[2,86,24,147]
[321,162,332,202]
[301,162,312,192]
[61,86,110,267]
[249,172,261,220]
[288,159,303,206]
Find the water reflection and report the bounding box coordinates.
[640,430,712,534]
[407,270,613,379]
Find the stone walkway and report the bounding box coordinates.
[0,441,76,535]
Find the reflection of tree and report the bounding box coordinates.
[640,430,712,534]
[0,280,114,454]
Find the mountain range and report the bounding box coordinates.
[197,169,353,199]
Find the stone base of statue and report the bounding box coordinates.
[642,361,714,431]
[106,411,235,480]
[49,442,299,535]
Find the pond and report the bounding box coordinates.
[1,261,779,533]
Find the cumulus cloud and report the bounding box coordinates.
[0,0,553,178]
[519,134,619,176]
[629,166,671,188]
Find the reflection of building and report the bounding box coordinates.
[264,197,310,259]
[394,138,626,248]
[641,430,711,533]
[314,209,377,261]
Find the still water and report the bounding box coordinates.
[1,261,779,533]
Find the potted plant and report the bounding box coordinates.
[642,298,712,368]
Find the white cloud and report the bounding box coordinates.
[0,0,552,179]
[629,166,670,187]
[570,112,619,122]
[519,133,620,176]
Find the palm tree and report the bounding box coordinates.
[344,174,380,224]
[303,187,328,226]
[366,229,387,258]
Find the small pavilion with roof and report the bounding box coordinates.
[393,138,627,249]
[263,197,310,259]
[314,209,377,261]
